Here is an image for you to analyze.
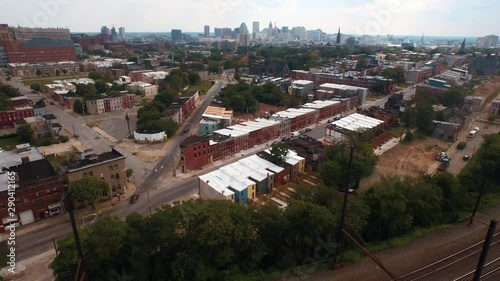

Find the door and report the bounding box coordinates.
[19,210,35,225]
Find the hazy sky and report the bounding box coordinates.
[1,0,497,36]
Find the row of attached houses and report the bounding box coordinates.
[198,152,305,205]
[181,94,362,173]
[85,94,138,115]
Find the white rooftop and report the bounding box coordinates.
[319,83,368,91]
[224,161,268,182]
[245,155,285,174]
[199,174,235,197]
[302,100,340,109]
[293,80,314,86]
[331,113,384,131]
[213,128,248,137]
[273,107,316,119]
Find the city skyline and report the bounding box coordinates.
[1,0,498,37]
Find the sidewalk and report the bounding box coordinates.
[0,181,137,241]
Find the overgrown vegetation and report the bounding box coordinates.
[0,82,20,110]
[219,82,295,113]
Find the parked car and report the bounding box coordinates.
[463,155,470,161]
[304,128,312,133]
[457,142,467,150]
[129,194,139,204]
[183,124,192,133]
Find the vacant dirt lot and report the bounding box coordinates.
[360,137,451,190]
[118,139,171,163]
[473,77,500,114]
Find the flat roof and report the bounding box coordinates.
[0,147,44,170]
[293,80,314,85]
[273,107,316,119]
[203,106,233,119]
[224,161,267,182]
[302,100,340,109]
[244,155,285,174]
[214,128,248,137]
[199,174,235,196]
[330,113,384,131]
[65,149,126,172]
[219,164,259,185]
[10,96,30,101]
[210,170,248,192]
[319,83,368,91]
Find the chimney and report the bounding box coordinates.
[21,156,30,164]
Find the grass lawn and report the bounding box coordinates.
[0,135,23,151]
[188,81,214,95]
[22,74,88,87]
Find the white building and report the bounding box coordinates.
[127,82,158,99]
[325,113,384,143]
[291,80,314,97]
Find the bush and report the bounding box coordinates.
[59,136,69,143]
[126,168,134,178]
[403,130,414,143]
[487,114,496,121]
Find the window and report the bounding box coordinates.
[114,164,118,170]
[110,174,115,180]
[109,166,113,171]
[102,191,108,197]
[36,200,43,210]
[115,173,120,179]
[112,186,117,192]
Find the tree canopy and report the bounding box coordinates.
[268,142,289,166]
[69,176,109,210]
[17,125,34,143]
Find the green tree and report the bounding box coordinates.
[382,66,406,83]
[30,83,42,92]
[402,107,416,128]
[69,176,109,209]
[94,80,109,94]
[50,217,130,281]
[72,99,85,115]
[0,93,10,110]
[88,71,104,80]
[356,57,369,70]
[17,125,34,143]
[269,142,289,166]
[188,72,201,85]
[321,142,378,189]
[416,99,435,135]
[208,62,220,73]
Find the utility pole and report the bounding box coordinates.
[334,145,354,267]
[125,112,131,138]
[146,190,152,216]
[63,187,85,262]
[473,220,498,281]
[469,178,487,226]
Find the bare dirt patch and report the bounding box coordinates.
[360,137,451,190]
[473,77,500,114]
[118,139,172,163]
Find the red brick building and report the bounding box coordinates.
[162,91,199,125]
[4,40,77,64]
[180,136,212,173]
[415,84,448,102]
[0,106,35,130]
[302,100,343,120]
[128,70,154,82]
[0,158,65,232]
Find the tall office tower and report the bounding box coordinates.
[204,25,210,37]
[119,27,126,41]
[239,22,249,34]
[252,21,260,34]
[171,29,182,41]
[101,26,109,35]
[486,34,499,47]
[222,28,233,39]
[214,28,223,38]
[111,26,117,40]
